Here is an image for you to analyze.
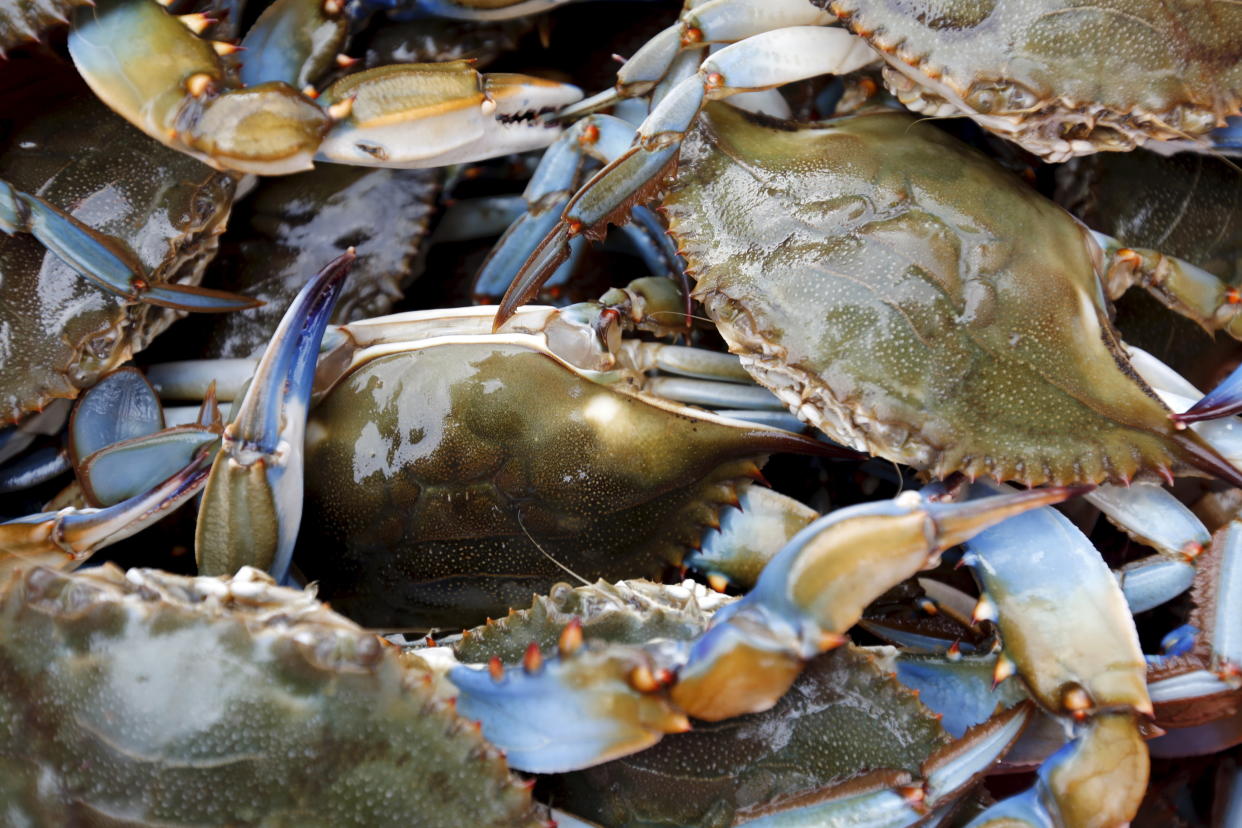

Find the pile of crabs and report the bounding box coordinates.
[1,0,1241,824]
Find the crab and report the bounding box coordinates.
[499,100,1242,492]
[63,0,581,176]
[561,0,1242,161]
[0,65,255,426]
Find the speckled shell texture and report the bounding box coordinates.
[0,565,543,826]
[818,0,1242,156]
[664,104,1224,486]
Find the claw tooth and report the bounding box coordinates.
[972,594,998,624]
[628,664,658,693]
[1062,684,1092,719]
[522,642,543,674]
[818,631,847,651]
[946,640,962,661]
[488,656,504,682]
[186,73,214,98]
[669,712,692,732]
[706,574,729,593]
[898,785,926,809]
[301,85,319,99]
[335,53,358,68]
[176,13,214,34]
[327,96,355,120]
[557,618,583,656]
[211,41,241,56]
[991,653,1016,688]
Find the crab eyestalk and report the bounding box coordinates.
[196,250,354,580]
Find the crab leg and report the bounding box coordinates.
[559,0,833,117]
[0,446,71,494]
[238,0,347,89]
[474,114,635,299]
[962,714,1149,828]
[196,251,354,580]
[452,487,1077,772]
[1147,520,1242,726]
[1094,230,1242,340]
[1125,347,1242,471]
[0,180,260,313]
[70,0,581,175]
[1178,362,1242,424]
[958,482,1152,826]
[0,448,213,579]
[496,26,876,325]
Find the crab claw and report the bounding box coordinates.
[196,250,354,580]
[1174,361,1242,423]
[451,645,690,774]
[316,63,582,168]
[962,713,1148,828]
[0,446,213,579]
[0,180,261,313]
[670,487,1085,721]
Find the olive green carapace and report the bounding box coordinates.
[296,341,793,629]
[820,0,1242,154]
[664,103,1225,487]
[0,565,543,827]
[545,645,951,828]
[0,80,234,423]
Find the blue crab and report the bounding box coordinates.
[561,0,1242,160]
[0,67,257,426]
[500,101,1242,491]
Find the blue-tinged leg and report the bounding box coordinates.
[672,487,1086,721]
[196,250,354,580]
[495,27,877,327]
[1175,360,1242,423]
[474,114,635,300]
[0,180,262,313]
[0,446,213,578]
[451,488,1074,774]
[0,446,71,494]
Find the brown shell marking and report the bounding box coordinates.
[662,103,1239,488]
[819,0,1242,158]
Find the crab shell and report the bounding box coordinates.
[816,0,1242,160]
[662,103,1232,488]
[0,74,234,424]
[0,564,544,825]
[295,333,819,630]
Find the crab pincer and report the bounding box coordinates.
[195,249,355,581]
[452,485,1081,773]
